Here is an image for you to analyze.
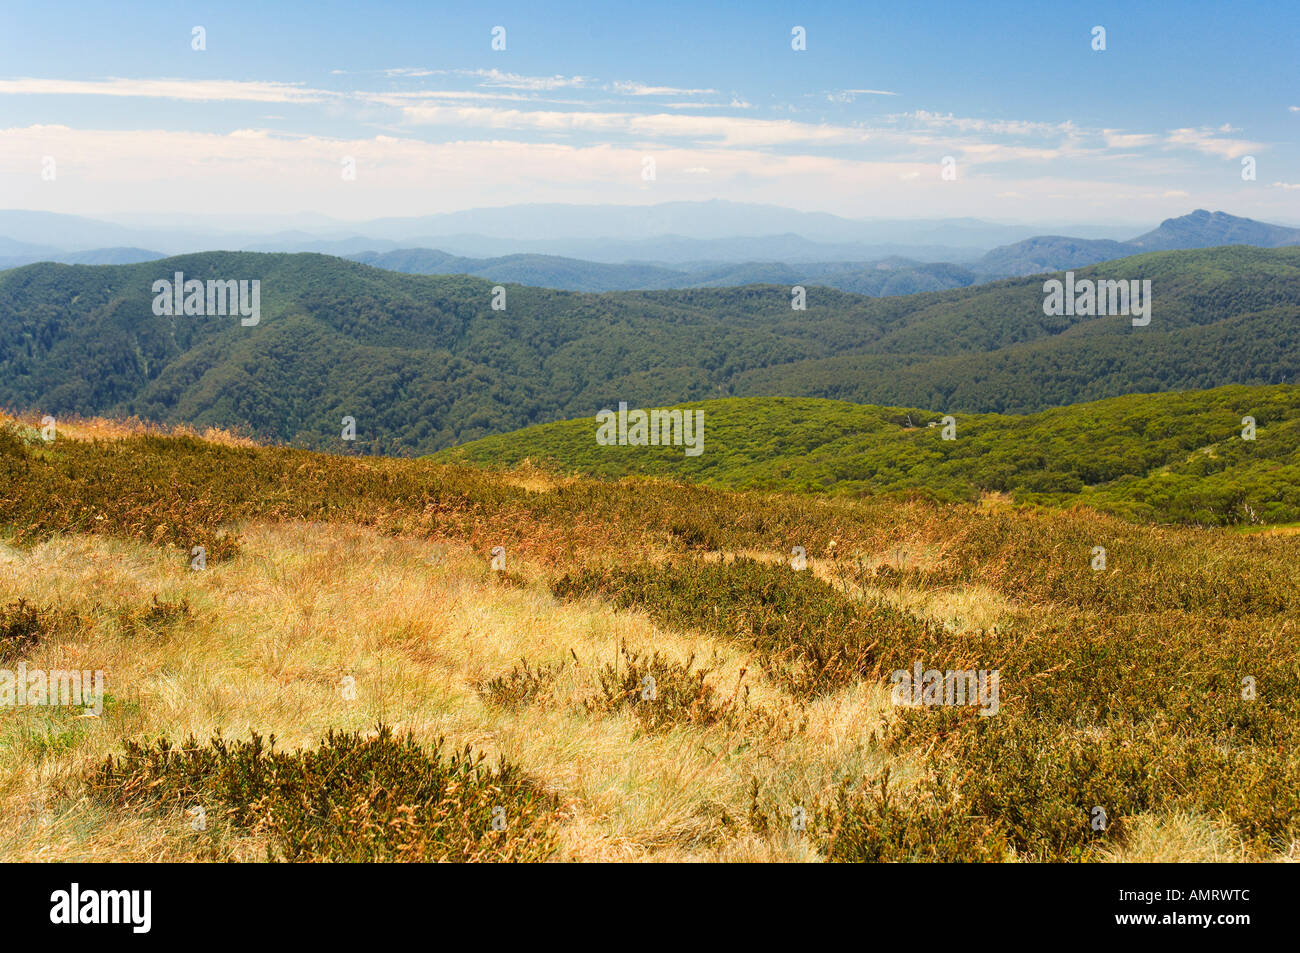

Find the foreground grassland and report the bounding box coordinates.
[1,417,1298,861]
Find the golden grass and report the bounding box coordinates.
[0,409,258,447]
[703,548,1011,633]
[3,420,1294,862]
[3,517,1270,862]
[1103,814,1259,863]
[0,521,916,862]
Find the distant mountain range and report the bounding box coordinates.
[4,207,1300,298]
[342,211,1300,294]
[344,248,983,296]
[0,201,1129,265]
[0,246,164,270]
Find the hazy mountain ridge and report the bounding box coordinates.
[2,207,1296,295]
[0,246,166,269]
[344,248,983,295]
[974,210,1300,277]
[345,210,1300,292]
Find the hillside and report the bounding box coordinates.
[0,246,166,270]
[349,210,1300,290]
[2,246,1298,454]
[346,248,982,296]
[346,211,1300,291]
[346,248,691,292]
[2,415,1298,862]
[975,210,1300,277]
[0,203,1039,263]
[435,385,1300,526]
[1129,209,1300,251]
[973,237,1131,278]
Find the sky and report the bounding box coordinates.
[1,0,1297,225]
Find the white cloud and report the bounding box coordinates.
[1165,126,1260,159]
[2,73,1292,224]
[387,103,875,148]
[900,110,1071,137]
[610,81,717,96]
[828,89,899,102]
[663,99,753,109]
[2,122,1293,223]
[466,69,591,91]
[377,68,591,90]
[0,77,334,104]
[1103,129,1157,149]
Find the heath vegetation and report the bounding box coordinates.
[1,414,1296,861]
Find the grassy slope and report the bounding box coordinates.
[434,384,1300,526]
[2,415,1298,861]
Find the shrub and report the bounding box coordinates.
[86,725,561,862]
[0,599,68,661]
[115,595,192,637]
[749,770,1013,862]
[479,655,572,709]
[584,641,744,733]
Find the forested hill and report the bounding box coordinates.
[1,246,1298,455]
[435,385,1300,526]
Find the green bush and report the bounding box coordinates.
[86,725,560,862]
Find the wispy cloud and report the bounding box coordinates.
[386,103,873,148]
[900,110,1073,138]
[1103,129,1158,149]
[0,77,335,103]
[610,81,717,96]
[1165,125,1260,159]
[465,69,591,91]
[373,68,591,90]
[828,88,899,102]
[662,99,752,109]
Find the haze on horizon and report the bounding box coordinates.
[2,0,1298,226]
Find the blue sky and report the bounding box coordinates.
[1,0,1297,224]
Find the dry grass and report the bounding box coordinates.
[0,521,911,862]
[3,518,1277,862]
[3,420,1297,862]
[702,548,1011,633]
[0,409,257,447]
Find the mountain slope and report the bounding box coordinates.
[435,385,1300,525]
[346,210,1300,290]
[972,237,1131,278]
[976,210,1300,277]
[346,247,981,295]
[1128,209,1300,251]
[346,249,689,292]
[2,246,1299,454]
[0,246,165,269]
